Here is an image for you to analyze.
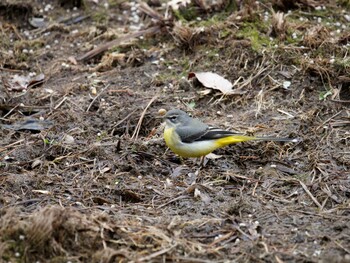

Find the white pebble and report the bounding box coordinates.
[282,80,291,89]
[44,4,52,12]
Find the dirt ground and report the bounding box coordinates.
[0,0,350,262]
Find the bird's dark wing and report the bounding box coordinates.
[175,119,208,143]
[196,127,242,140]
[177,124,242,143]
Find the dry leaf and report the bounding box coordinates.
[2,73,45,92]
[188,72,238,95]
[168,0,191,10]
[206,153,223,160]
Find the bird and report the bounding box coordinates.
[163,109,300,158]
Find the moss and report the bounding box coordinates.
[337,0,350,8]
[224,0,238,12]
[135,37,159,50]
[334,57,350,71]
[16,52,29,62]
[219,28,232,39]
[173,6,199,22]
[92,10,108,24]
[14,39,45,51]
[236,23,272,52]
[108,0,128,7]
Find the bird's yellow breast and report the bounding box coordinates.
[163,127,217,157]
[164,127,177,150]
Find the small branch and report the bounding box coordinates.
[131,95,158,140]
[86,84,110,112]
[299,180,322,209]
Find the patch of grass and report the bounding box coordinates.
[334,57,350,71]
[236,23,272,52]
[108,0,128,7]
[14,39,45,52]
[219,28,232,39]
[173,6,199,22]
[135,37,159,50]
[224,0,238,12]
[337,0,350,8]
[319,89,333,101]
[153,71,179,85]
[92,10,109,24]
[196,13,227,27]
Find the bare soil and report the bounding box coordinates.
[0,0,349,262]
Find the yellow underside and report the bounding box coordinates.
[164,127,256,158]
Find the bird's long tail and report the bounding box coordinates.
[254,136,301,143]
[216,135,301,147]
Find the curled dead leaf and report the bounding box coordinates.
[188,72,244,95]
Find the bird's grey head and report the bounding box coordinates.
[164,109,190,127]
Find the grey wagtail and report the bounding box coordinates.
[163,109,299,158]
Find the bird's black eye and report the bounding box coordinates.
[167,115,177,121]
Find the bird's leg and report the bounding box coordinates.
[199,155,206,169]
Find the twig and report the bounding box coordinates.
[333,239,350,254]
[2,104,19,119]
[76,26,160,61]
[157,195,189,209]
[131,95,158,140]
[299,180,322,209]
[136,244,177,262]
[232,225,254,241]
[277,109,295,118]
[0,139,25,153]
[112,109,137,129]
[0,67,24,73]
[86,84,110,112]
[54,97,68,110]
[316,110,342,130]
